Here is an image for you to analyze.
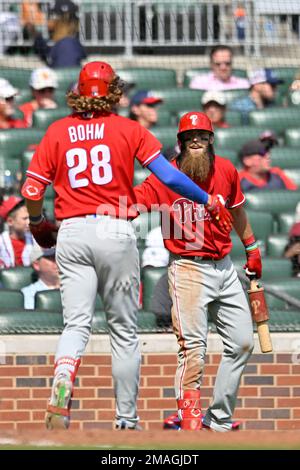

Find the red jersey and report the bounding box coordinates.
[0,117,27,129]
[25,112,161,220]
[11,238,26,266]
[134,156,245,259]
[19,102,36,127]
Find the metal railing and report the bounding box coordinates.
[0,0,300,57]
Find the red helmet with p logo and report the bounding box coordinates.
[78,61,115,98]
[177,112,213,137]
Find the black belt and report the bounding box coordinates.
[171,254,216,262]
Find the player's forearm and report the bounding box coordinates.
[25,198,44,218]
[231,206,254,241]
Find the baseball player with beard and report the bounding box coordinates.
[135,112,262,432]
[21,63,232,431]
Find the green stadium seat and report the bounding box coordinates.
[151,126,177,150]
[214,127,267,151]
[0,310,63,334]
[118,68,177,90]
[43,199,55,221]
[214,148,238,165]
[35,290,104,312]
[288,90,300,106]
[285,128,300,147]
[137,310,157,330]
[22,150,34,174]
[270,147,300,169]
[92,311,108,332]
[0,289,24,310]
[0,129,44,159]
[267,234,288,257]
[271,67,298,93]
[35,289,62,312]
[45,185,56,199]
[150,89,204,113]
[0,155,21,176]
[233,257,291,280]
[134,166,151,186]
[157,109,174,126]
[0,68,32,89]
[51,67,80,92]
[32,107,71,130]
[245,190,300,215]
[247,211,273,245]
[0,267,34,290]
[15,89,32,106]
[264,278,300,309]
[222,89,249,105]
[142,266,167,311]
[276,212,295,234]
[268,310,300,332]
[183,68,247,87]
[230,234,246,258]
[53,90,69,107]
[226,110,243,127]
[249,108,300,135]
[284,169,300,186]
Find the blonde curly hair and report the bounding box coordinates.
[66,76,123,113]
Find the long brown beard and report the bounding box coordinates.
[179,146,213,182]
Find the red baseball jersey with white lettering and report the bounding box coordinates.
[134,156,245,259]
[23,112,161,220]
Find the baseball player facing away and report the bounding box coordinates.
[134,112,262,432]
[21,62,233,431]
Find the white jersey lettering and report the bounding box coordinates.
[68,123,105,143]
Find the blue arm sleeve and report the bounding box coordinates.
[147,154,209,205]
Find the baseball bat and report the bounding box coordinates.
[248,279,273,353]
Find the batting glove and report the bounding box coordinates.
[243,235,262,279]
[206,195,233,234]
[29,215,58,249]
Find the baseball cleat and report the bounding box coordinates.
[202,417,241,432]
[163,412,181,430]
[45,374,73,430]
[114,418,142,430]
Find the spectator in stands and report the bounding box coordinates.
[19,68,58,127]
[0,79,26,130]
[238,139,297,192]
[21,1,46,40]
[0,196,33,268]
[284,222,300,278]
[230,68,284,124]
[21,245,60,309]
[119,82,135,109]
[129,90,163,129]
[201,91,229,129]
[32,0,86,68]
[189,45,249,91]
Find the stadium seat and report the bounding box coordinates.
[35,290,104,312]
[51,67,80,92]
[118,68,177,90]
[285,128,300,147]
[137,310,157,329]
[35,289,62,312]
[151,126,177,150]
[0,68,32,89]
[53,90,69,107]
[270,147,300,169]
[264,278,300,309]
[150,89,204,113]
[267,234,288,257]
[214,148,238,165]
[183,68,247,87]
[276,212,295,234]
[245,190,300,215]
[233,257,291,281]
[0,267,34,290]
[32,107,71,130]
[45,185,56,199]
[230,234,246,258]
[142,266,167,311]
[0,289,24,310]
[22,150,34,174]
[0,155,21,177]
[92,311,108,332]
[247,211,273,245]
[43,199,55,221]
[271,67,298,93]
[284,169,300,186]
[226,110,243,127]
[134,166,151,186]
[268,310,300,332]
[0,311,63,334]
[249,108,300,135]
[214,127,267,151]
[15,89,32,106]
[0,129,44,159]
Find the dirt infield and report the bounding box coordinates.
[1,429,300,450]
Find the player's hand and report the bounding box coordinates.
[29,216,58,248]
[206,195,233,234]
[244,247,262,279]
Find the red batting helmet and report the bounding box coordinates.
[177,112,213,137]
[78,61,115,98]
